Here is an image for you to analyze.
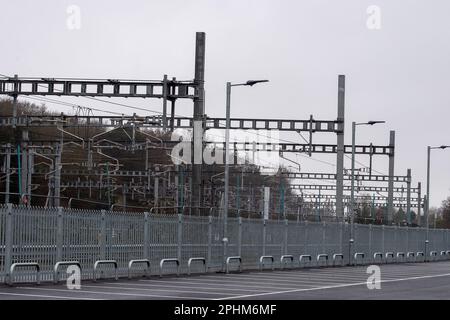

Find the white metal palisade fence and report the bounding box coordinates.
[0,204,449,283]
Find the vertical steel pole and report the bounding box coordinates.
[143,212,149,260]
[100,210,106,260]
[207,215,212,270]
[177,214,182,263]
[170,77,176,132]
[387,131,395,224]
[154,175,159,214]
[20,131,28,205]
[322,221,326,254]
[369,143,373,180]
[317,188,321,222]
[223,82,231,271]
[284,219,289,255]
[54,143,62,207]
[5,203,13,284]
[350,122,356,235]
[336,75,345,221]
[56,207,63,262]
[417,182,422,225]
[162,74,168,130]
[369,224,373,261]
[238,217,242,257]
[406,169,411,225]
[4,143,11,204]
[192,32,206,215]
[12,74,18,129]
[262,219,267,256]
[145,141,149,199]
[426,146,431,230]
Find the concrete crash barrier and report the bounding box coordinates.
[93,260,118,281]
[8,262,40,286]
[159,258,180,277]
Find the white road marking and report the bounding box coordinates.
[195,274,359,284]
[104,281,271,293]
[216,272,450,300]
[139,278,310,290]
[19,286,204,300]
[80,284,257,296]
[0,291,100,300]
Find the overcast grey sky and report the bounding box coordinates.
[1,0,450,207]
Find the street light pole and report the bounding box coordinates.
[350,120,385,266]
[425,145,450,231]
[350,122,356,227]
[223,82,231,271]
[426,146,431,230]
[223,79,269,272]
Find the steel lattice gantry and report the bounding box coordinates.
[0,37,407,221]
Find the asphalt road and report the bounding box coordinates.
[0,261,449,300]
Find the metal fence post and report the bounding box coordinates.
[284,219,289,255]
[382,224,385,254]
[238,217,242,257]
[369,224,372,260]
[304,220,309,254]
[5,203,13,284]
[207,216,212,269]
[100,210,106,260]
[177,214,182,263]
[56,207,63,262]
[262,219,266,256]
[322,221,326,254]
[143,212,149,260]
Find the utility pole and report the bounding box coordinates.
[27,148,33,207]
[20,131,28,205]
[162,74,168,130]
[387,130,395,224]
[335,75,345,221]
[192,32,206,215]
[406,169,411,225]
[12,74,18,128]
[4,143,11,204]
[417,182,422,226]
